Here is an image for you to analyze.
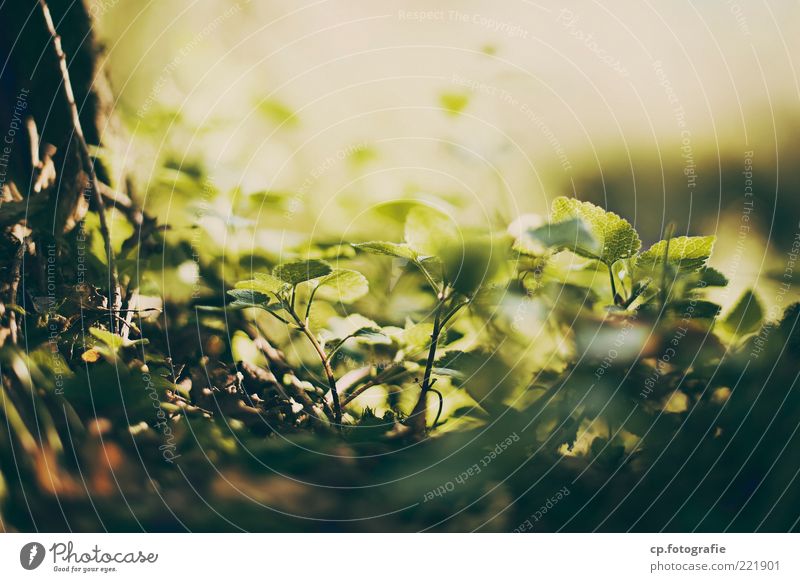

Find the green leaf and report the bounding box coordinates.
[235,272,286,295]
[508,214,545,256]
[723,290,763,335]
[433,350,475,383]
[256,98,298,126]
[321,314,387,345]
[351,326,389,343]
[352,241,419,261]
[89,327,147,354]
[638,236,715,273]
[525,218,600,258]
[439,92,470,116]
[398,320,435,352]
[273,259,332,285]
[313,269,369,304]
[699,267,729,287]
[550,197,641,265]
[404,206,458,256]
[226,288,270,308]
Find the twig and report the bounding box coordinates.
[408,291,447,435]
[608,263,620,305]
[26,116,40,168]
[38,0,121,332]
[429,386,444,429]
[26,116,57,194]
[96,181,135,214]
[289,310,342,428]
[249,327,334,423]
[7,241,25,344]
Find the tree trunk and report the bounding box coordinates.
[0,0,118,344]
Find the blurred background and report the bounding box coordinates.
[96,0,800,312]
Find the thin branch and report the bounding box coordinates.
[304,284,319,323]
[26,116,40,168]
[7,241,25,344]
[440,297,469,328]
[408,291,447,435]
[327,332,358,360]
[608,263,620,306]
[429,386,444,429]
[38,0,121,332]
[413,260,441,295]
[287,308,342,428]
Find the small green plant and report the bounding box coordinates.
[229,259,372,427]
[7,182,799,532]
[522,196,716,309]
[353,205,497,434]
[222,196,764,442]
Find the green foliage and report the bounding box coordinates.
[723,289,764,335]
[226,288,270,308]
[273,259,332,285]
[352,241,419,261]
[313,269,369,303]
[404,205,458,257]
[234,272,286,295]
[638,235,715,272]
[550,196,641,265]
[439,92,470,116]
[11,184,800,533]
[524,218,599,258]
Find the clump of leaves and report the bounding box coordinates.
[230,258,370,427]
[522,197,715,310]
[354,204,499,434]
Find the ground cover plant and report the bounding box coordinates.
[1,0,799,533]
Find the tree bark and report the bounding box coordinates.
[0,0,117,343]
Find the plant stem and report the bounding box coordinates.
[304,285,319,323]
[608,264,620,305]
[659,223,675,312]
[414,260,441,295]
[288,310,342,428]
[408,293,447,435]
[429,387,444,429]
